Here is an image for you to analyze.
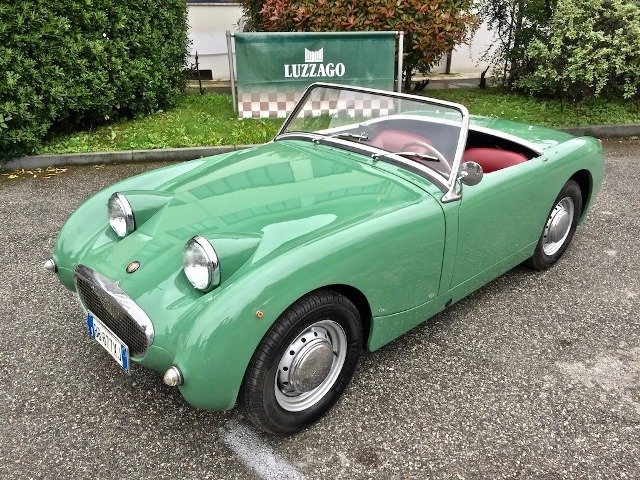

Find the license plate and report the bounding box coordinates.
[86,312,130,373]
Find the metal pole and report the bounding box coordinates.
[397,31,404,93]
[226,31,237,115]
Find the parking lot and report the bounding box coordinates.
[1,138,638,479]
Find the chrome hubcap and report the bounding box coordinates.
[275,320,347,412]
[542,197,574,256]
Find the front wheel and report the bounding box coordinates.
[239,290,362,435]
[526,179,583,270]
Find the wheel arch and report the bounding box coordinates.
[310,284,372,346]
[569,169,592,220]
[232,283,372,411]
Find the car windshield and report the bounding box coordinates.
[278,84,467,179]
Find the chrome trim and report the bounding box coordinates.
[43,258,57,273]
[73,265,154,352]
[459,161,484,186]
[542,196,575,256]
[108,192,135,238]
[183,235,221,292]
[163,365,183,387]
[441,104,470,203]
[275,319,347,412]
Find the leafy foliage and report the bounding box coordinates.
[476,0,555,87]
[241,0,477,90]
[478,0,640,100]
[0,0,189,159]
[519,0,640,100]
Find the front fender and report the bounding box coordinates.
[173,199,445,411]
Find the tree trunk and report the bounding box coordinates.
[404,64,413,92]
[508,0,524,88]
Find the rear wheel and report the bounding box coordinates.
[239,290,362,435]
[526,180,582,270]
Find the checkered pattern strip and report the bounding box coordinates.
[238,91,395,119]
[238,92,299,119]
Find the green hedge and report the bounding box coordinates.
[0,0,188,159]
[519,0,640,100]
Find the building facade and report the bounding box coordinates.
[187,2,243,80]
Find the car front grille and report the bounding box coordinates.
[74,266,153,356]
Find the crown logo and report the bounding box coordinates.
[304,48,324,63]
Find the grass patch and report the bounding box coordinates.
[38,89,640,154]
[424,88,640,127]
[38,94,281,154]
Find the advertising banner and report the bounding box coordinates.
[230,31,399,118]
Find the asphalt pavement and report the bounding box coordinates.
[0,139,638,479]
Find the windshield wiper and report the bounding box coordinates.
[375,151,440,162]
[328,132,369,142]
[395,151,440,162]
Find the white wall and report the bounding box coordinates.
[432,22,497,75]
[187,4,243,80]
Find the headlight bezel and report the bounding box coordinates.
[182,235,221,292]
[108,192,135,238]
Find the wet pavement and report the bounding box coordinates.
[0,138,638,479]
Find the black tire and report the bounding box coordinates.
[526,179,583,270]
[239,290,362,435]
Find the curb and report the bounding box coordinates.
[2,124,639,172]
[1,145,255,172]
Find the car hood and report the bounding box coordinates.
[127,139,424,254]
[58,139,426,293]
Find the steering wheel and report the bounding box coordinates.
[400,141,451,174]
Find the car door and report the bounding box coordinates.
[450,157,551,288]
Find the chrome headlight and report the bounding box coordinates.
[182,236,220,292]
[108,193,135,238]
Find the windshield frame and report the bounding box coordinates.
[275,82,470,202]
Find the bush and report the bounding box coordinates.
[0,0,188,159]
[243,0,477,91]
[518,0,640,100]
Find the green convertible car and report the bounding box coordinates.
[46,83,604,434]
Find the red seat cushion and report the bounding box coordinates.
[370,129,431,152]
[462,147,528,173]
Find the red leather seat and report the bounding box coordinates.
[462,147,528,173]
[370,129,431,152]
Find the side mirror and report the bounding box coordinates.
[459,161,483,186]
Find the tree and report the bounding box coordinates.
[242,0,477,91]
[476,0,555,87]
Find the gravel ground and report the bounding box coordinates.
[0,138,638,480]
